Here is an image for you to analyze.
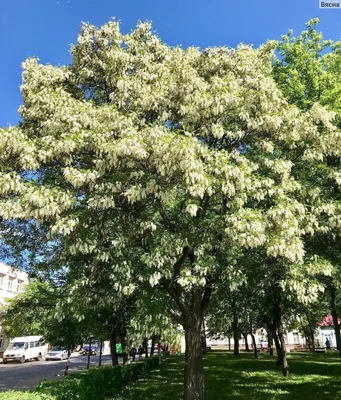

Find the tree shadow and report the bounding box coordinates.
[204,350,341,399]
[110,351,341,400]
[114,357,184,400]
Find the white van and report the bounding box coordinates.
[3,336,46,364]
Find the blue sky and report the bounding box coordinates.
[1,0,341,126]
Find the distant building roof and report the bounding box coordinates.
[0,262,28,275]
[319,315,341,327]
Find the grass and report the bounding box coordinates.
[112,350,341,399]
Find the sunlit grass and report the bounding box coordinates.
[112,350,341,399]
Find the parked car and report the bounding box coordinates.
[3,336,46,364]
[80,341,100,355]
[45,347,68,361]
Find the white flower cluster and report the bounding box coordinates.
[0,19,338,297]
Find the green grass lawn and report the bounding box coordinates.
[113,350,341,399]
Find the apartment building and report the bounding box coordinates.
[0,262,28,356]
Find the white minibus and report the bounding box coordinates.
[3,336,46,364]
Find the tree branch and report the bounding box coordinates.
[166,307,185,326]
[163,279,190,322]
[174,246,190,280]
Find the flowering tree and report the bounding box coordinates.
[274,18,341,358]
[1,281,87,352]
[0,20,335,399]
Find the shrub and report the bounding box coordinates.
[2,355,166,400]
[160,351,170,360]
[34,375,88,400]
[0,392,55,400]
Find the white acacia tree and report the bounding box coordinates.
[0,20,335,399]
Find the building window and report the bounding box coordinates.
[17,280,23,293]
[293,332,300,345]
[0,275,4,290]
[0,335,4,349]
[7,278,13,292]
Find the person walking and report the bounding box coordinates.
[325,338,331,350]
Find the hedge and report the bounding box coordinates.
[0,394,55,400]
[0,354,168,400]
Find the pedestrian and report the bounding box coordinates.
[130,346,137,362]
[325,338,331,350]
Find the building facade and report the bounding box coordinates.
[180,329,306,353]
[204,329,306,350]
[0,262,28,356]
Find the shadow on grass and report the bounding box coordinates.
[204,350,341,399]
[113,356,184,400]
[112,351,341,400]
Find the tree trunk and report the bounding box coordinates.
[278,328,289,377]
[273,331,283,365]
[99,338,103,367]
[64,349,71,376]
[273,287,289,376]
[164,257,211,400]
[251,333,258,359]
[331,310,341,354]
[150,335,156,357]
[202,320,207,353]
[228,337,231,352]
[243,332,249,351]
[109,330,119,366]
[267,330,274,356]
[305,313,315,351]
[233,312,239,356]
[143,337,149,359]
[87,337,92,369]
[120,328,129,365]
[330,284,341,358]
[184,315,204,400]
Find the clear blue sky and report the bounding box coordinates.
[1,0,341,126]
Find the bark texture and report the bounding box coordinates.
[251,333,258,359]
[233,312,239,356]
[274,287,289,376]
[64,349,71,376]
[99,338,103,367]
[86,337,92,370]
[184,314,204,400]
[143,337,149,359]
[330,284,341,358]
[267,330,274,356]
[109,330,119,366]
[243,332,249,351]
[150,335,156,357]
[278,327,289,376]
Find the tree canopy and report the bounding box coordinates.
[1,18,341,400]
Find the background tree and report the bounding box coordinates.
[274,18,341,358]
[1,280,87,374]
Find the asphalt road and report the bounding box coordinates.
[0,352,117,391]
